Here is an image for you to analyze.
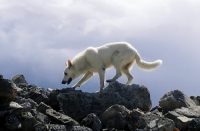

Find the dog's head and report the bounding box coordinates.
[61,60,75,85]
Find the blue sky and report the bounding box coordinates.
[1,0,200,106]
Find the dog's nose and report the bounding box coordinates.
[61,81,67,84]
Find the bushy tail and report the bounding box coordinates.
[135,51,162,70]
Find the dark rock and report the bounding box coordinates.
[0,75,22,105]
[33,123,48,131]
[99,104,135,130]
[190,96,200,106]
[57,81,151,121]
[47,89,61,111]
[81,113,102,131]
[31,109,51,124]
[150,106,163,117]
[188,118,200,131]
[165,106,200,130]
[5,114,21,130]
[130,108,144,121]
[49,124,67,131]
[46,109,79,126]
[66,126,93,131]
[12,74,28,85]
[159,90,196,113]
[14,96,38,112]
[138,113,175,131]
[21,112,37,131]
[29,87,50,105]
[37,102,52,114]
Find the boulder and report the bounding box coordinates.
[57,81,152,121]
[12,74,28,85]
[137,113,175,131]
[14,96,38,112]
[159,90,196,113]
[188,118,200,131]
[165,106,200,130]
[190,96,200,106]
[81,113,102,131]
[45,109,79,126]
[99,104,133,130]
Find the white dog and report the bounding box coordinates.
[62,42,162,91]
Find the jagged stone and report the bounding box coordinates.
[57,81,152,121]
[12,74,28,85]
[14,96,38,112]
[150,106,163,117]
[130,108,144,121]
[188,118,200,131]
[165,106,200,130]
[37,102,52,114]
[99,104,136,130]
[49,124,67,131]
[0,75,22,105]
[46,109,80,126]
[66,126,93,131]
[29,87,50,105]
[137,113,175,131]
[190,96,200,106]
[31,109,51,124]
[81,113,102,131]
[21,112,37,131]
[159,90,196,113]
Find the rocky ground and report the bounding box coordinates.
[0,74,200,131]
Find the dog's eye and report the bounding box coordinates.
[64,73,67,76]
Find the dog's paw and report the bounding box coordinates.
[106,79,112,83]
[71,87,76,90]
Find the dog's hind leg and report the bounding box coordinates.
[98,68,105,91]
[122,60,134,85]
[72,71,93,89]
[122,67,133,85]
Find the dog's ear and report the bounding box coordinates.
[67,60,73,67]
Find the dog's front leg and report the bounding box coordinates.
[72,71,93,89]
[98,68,105,91]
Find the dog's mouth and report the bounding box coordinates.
[61,78,72,85]
[67,78,72,85]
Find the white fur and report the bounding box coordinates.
[62,42,162,91]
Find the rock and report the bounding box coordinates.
[14,96,38,112]
[48,124,67,131]
[31,109,51,124]
[57,81,152,121]
[66,126,93,131]
[21,112,37,131]
[190,96,200,106]
[47,89,61,111]
[159,90,196,113]
[12,74,28,85]
[137,113,175,131]
[81,113,102,131]
[150,106,163,117]
[37,102,52,114]
[99,104,135,130]
[165,106,200,130]
[45,109,80,126]
[29,87,50,105]
[130,108,144,121]
[0,75,22,105]
[188,118,200,131]
[5,114,21,130]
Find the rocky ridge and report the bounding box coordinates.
[0,74,200,131]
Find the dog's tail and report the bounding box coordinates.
[135,51,162,70]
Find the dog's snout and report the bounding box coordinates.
[62,81,67,84]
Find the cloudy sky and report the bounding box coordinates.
[1,0,200,106]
